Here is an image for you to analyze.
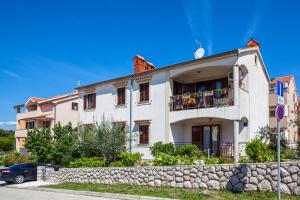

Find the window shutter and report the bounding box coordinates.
[145,83,149,101]
[84,95,87,110]
[92,93,96,108]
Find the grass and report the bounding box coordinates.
[47,183,299,200]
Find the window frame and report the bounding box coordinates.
[42,120,51,128]
[25,121,35,129]
[117,87,126,106]
[139,82,150,103]
[72,102,78,111]
[83,93,96,110]
[138,124,149,145]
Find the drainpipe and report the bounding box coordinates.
[129,78,133,153]
[233,65,240,163]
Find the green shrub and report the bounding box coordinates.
[150,142,175,157]
[69,157,106,168]
[239,157,250,163]
[283,148,296,160]
[175,144,203,157]
[203,156,229,164]
[0,137,14,151]
[3,151,28,166]
[245,138,275,163]
[118,152,142,166]
[110,161,124,167]
[153,153,178,166]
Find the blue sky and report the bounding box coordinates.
[0,0,300,130]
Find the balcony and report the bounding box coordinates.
[170,88,233,111]
[15,129,28,138]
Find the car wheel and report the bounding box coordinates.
[14,175,25,184]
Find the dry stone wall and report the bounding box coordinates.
[43,162,300,195]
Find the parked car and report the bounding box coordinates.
[0,163,37,184]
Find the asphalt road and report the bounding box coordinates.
[0,186,113,200]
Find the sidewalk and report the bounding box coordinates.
[29,186,174,200]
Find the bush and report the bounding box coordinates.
[153,153,178,166]
[69,157,106,168]
[175,144,203,157]
[239,157,250,163]
[0,137,14,151]
[245,138,275,163]
[118,152,142,167]
[283,148,296,160]
[3,151,29,167]
[150,142,175,157]
[110,161,124,167]
[203,156,229,164]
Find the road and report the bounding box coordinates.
[0,185,113,200]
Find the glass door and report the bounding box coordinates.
[202,125,220,156]
[203,126,211,154]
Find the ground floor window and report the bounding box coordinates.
[139,125,149,145]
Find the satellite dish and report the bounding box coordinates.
[194,48,205,59]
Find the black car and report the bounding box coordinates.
[0,163,37,184]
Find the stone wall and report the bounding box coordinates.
[45,162,300,195]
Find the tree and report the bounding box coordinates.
[78,118,128,163]
[0,128,15,151]
[25,128,53,164]
[51,123,79,166]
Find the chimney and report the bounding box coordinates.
[246,38,260,48]
[133,55,155,74]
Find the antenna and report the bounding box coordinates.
[194,48,205,59]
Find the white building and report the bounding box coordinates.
[76,39,270,161]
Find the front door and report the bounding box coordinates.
[192,126,202,147]
[192,125,220,155]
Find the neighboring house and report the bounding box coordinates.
[269,76,298,146]
[14,91,79,152]
[76,39,270,161]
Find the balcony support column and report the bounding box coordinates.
[233,65,240,163]
[234,120,239,163]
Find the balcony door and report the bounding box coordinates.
[192,125,220,155]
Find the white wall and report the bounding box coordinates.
[237,51,269,140]
[55,97,79,127]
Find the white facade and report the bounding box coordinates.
[77,47,270,161]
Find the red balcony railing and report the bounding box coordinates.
[170,88,233,111]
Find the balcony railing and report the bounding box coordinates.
[170,88,233,111]
[172,142,234,158]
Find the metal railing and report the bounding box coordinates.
[170,88,233,111]
[172,142,234,158]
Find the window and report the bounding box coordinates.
[117,87,126,105]
[270,110,276,117]
[43,120,51,128]
[26,121,35,129]
[139,83,149,102]
[72,102,78,110]
[83,93,96,110]
[25,163,35,168]
[139,125,149,145]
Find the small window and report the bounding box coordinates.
[72,102,78,110]
[26,121,35,129]
[43,120,51,128]
[139,125,149,145]
[270,110,276,117]
[117,87,126,105]
[139,83,149,102]
[83,93,96,110]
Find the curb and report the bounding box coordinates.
[26,186,174,200]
